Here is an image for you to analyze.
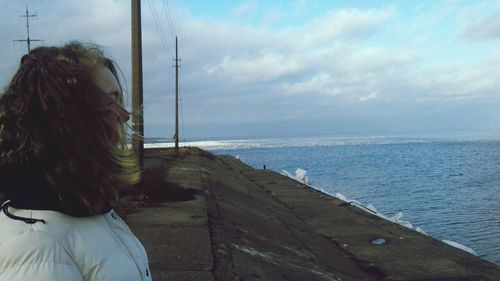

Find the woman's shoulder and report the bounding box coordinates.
[0,221,84,281]
[0,208,101,235]
[0,208,122,254]
[0,208,150,280]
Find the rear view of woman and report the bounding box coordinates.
[0,42,152,281]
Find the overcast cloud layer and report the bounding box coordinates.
[1,0,499,139]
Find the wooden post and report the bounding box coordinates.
[175,36,179,154]
[131,0,144,170]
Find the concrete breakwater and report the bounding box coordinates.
[122,147,500,281]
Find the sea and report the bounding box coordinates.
[145,131,500,264]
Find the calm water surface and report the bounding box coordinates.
[212,140,500,264]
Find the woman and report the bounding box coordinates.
[0,42,152,280]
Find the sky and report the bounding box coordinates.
[0,0,499,140]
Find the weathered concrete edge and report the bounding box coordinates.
[213,152,500,280]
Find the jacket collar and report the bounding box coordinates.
[0,165,63,212]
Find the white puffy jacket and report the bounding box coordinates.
[0,206,152,281]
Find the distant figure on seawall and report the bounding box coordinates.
[0,42,152,281]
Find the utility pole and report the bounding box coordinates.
[174,36,180,154]
[14,7,42,53]
[131,0,144,171]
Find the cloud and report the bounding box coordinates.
[300,8,394,46]
[205,51,304,85]
[359,92,379,102]
[172,5,500,136]
[460,11,500,41]
[232,1,258,19]
[1,1,499,138]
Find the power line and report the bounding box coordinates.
[161,0,182,141]
[179,82,186,141]
[161,0,176,44]
[147,0,172,56]
[147,0,183,144]
[147,0,170,53]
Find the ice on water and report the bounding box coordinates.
[281,169,309,185]
[142,135,452,151]
[281,167,477,256]
[443,240,477,255]
[294,168,309,185]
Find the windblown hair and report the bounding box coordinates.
[0,42,139,215]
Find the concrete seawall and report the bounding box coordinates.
[123,148,500,281]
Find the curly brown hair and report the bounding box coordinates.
[0,42,139,215]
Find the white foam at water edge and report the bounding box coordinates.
[280,167,477,256]
[442,240,477,255]
[281,170,293,178]
[281,169,309,185]
[415,227,427,235]
[334,192,348,201]
[294,168,309,185]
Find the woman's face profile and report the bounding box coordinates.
[91,66,130,123]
